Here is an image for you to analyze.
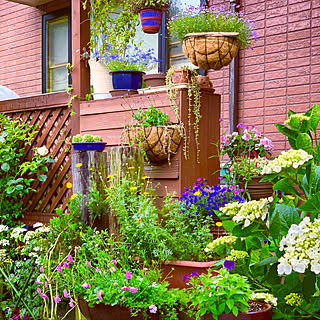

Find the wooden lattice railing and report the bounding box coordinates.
[0,92,72,225]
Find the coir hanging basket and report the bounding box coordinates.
[121,125,183,162]
[182,32,240,71]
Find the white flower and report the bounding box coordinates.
[311,261,320,274]
[33,222,43,229]
[278,262,292,275]
[0,225,9,232]
[293,263,306,273]
[0,239,9,246]
[36,146,48,156]
[149,305,157,314]
[11,227,26,239]
[244,219,251,227]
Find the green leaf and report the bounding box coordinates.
[254,255,278,268]
[288,137,297,149]
[299,191,320,212]
[232,224,259,237]
[296,133,313,153]
[38,174,47,182]
[226,299,234,311]
[1,163,10,172]
[269,210,281,241]
[232,307,239,317]
[245,236,262,251]
[222,220,236,233]
[310,104,320,134]
[303,272,316,299]
[260,243,270,261]
[273,178,300,197]
[275,204,300,236]
[275,124,297,140]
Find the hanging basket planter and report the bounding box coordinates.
[139,7,163,34]
[121,125,183,162]
[182,32,240,71]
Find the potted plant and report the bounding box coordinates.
[168,4,257,70]
[165,66,202,162]
[72,134,106,151]
[160,178,244,289]
[121,105,183,162]
[180,262,272,320]
[129,0,170,34]
[107,46,159,91]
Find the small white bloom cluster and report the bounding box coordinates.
[11,227,27,239]
[204,235,237,253]
[278,217,320,275]
[220,197,273,228]
[36,146,49,156]
[0,239,9,246]
[261,149,313,175]
[251,292,278,307]
[0,225,9,232]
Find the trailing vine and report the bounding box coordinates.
[166,66,201,163]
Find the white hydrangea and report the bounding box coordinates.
[220,197,273,227]
[0,239,9,246]
[33,222,43,229]
[11,227,27,239]
[261,149,313,175]
[278,217,320,276]
[251,292,278,307]
[24,231,36,243]
[0,225,9,232]
[205,236,237,253]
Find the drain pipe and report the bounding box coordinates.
[229,0,239,134]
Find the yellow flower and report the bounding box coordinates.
[141,183,144,186]
[194,191,201,196]
[89,168,93,171]
[66,182,72,189]
[128,167,134,170]
[76,163,82,168]
[142,176,149,180]
[107,175,113,179]
[106,196,111,200]
[216,222,223,227]
[130,187,138,191]
[79,226,82,229]
[80,231,83,236]
[137,219,142,223]
[143,192,149,196]
[71,194,77,200]
[108,186,115,189]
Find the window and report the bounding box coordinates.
[42,10,71,93]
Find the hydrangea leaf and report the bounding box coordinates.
[269,210,281,242]
[273,178,300,197]
[275,203,300,236]
[275,124,297,140]
[310,104,320,135]
[296,133,313,153]
[299,191,320,213]
[303,272,316,299]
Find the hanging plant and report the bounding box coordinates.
[166,66,201,163]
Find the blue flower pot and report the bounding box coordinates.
[72,142,106,151]
[110,70,145,90]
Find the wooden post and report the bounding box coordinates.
[107,146,144,236]
[71,151,108,229]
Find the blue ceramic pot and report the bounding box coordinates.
[110,70,145,90]
[72,142,106,151]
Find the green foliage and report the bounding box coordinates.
[0,114,54,225]
[183,268,252,319]
[132,105,169,127]
[128,0,170,14]
[168,4,257,49]
[72,134,103,143]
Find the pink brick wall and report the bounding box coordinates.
[0,0,69,97]
[208,0,320,155]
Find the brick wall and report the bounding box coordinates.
[0,0,70,98]
[208,0,320,155]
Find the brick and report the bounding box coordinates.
[244,64,265,75]
[288,10,311,23]
[288,1,311,13]
[287,65,311,78]
[311,93,320,103]
[288,29,311,41]
[312,17,320,28]
[288,38,311,50]
[288,57,310,68]
[245,46,265,58]
[288,47,311,59]
[265,60,287,71]
[287,75,311,86]
[243,82,265,92]
[266,0,288,9]
[265,88,287,98]
[265,51,287,62]
[265,96,287,106]
[311,84,320,94]
[240,73,264,83]
[265,114,287,124]
[312,8,320,18]
[289,104,312,113]
[265,79,287,89]
[239,91,264,100]
[266,33,287,45]
[243,99,265,108]
[266,6,288,18]
[288,94,311,104]
[245,2,266,14]
[288,19,311,32]
[288,85,310,95]
[266,42,287,54]
[265,69,287,80]
[266,16,288,27]
[266,24,288,36]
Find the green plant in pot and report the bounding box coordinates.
[121,105,183,162]
[128,0,170,34]
[166,65,201,162]
[72,134,106,151]
[168,4,257,70]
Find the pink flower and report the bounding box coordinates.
[219,118,223,122]
[121,296,125,300]
[112,259,117,265]
[129,287,138,293]
[97,290,103,300]
[37,288,48,299]
[69,298,75,308]
[67,254,73,263]
[35,278,43,285]
[81,283,90,288]
[57,264,62,273]
[242,133,249,141]
[121,287,129,291]
[85,261,92,267]
[54,294,61,304]
[45,282,48,288]
[225,139,230,144]
[40,266,43,273]
[63,289,71,298]
[240,188,245,192]
[96,267,101,273]
[125,272,132,280]
[64,262,69,268]
[218,176,223,180]
[234,190,239,194]
[149,304,157,314]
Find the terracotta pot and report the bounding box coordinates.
[78,296,160,320]
[161,260,218,289]
[240,176,274,201]
[139,8,163,34]
[143,73,166,88]
[121,125,183,162]
[182,32,240,71]
[203,301,272,320]
[170,69,192,84]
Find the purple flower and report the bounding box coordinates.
[97,290,103,300]
[40,266,44,273]
[236,123,243,128]
[224,260,235,270]
[240,188,245,193]
[112,259,117,265]
[57,264,62,273]
[81,283,90,288]
[121,286,129,291]
[219,118,223,122]
[36,288,48,299]
[190,269,200,278]
[125,272,132,280]
[54,294,61,304]
[215,285,221,291]
[67,254,73,263]
[183,274,191,282]
[85,261,92,267]
[69,298,75,308]
[45,281,48,288]
[63,289,71,298]
[129,287,138,293]
[64,262,69,268]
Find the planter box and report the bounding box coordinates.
[161,260,219,289]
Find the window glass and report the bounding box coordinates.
[46,16,69,92]
[168,0,200,68]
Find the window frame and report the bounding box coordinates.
[42,8,72,94]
